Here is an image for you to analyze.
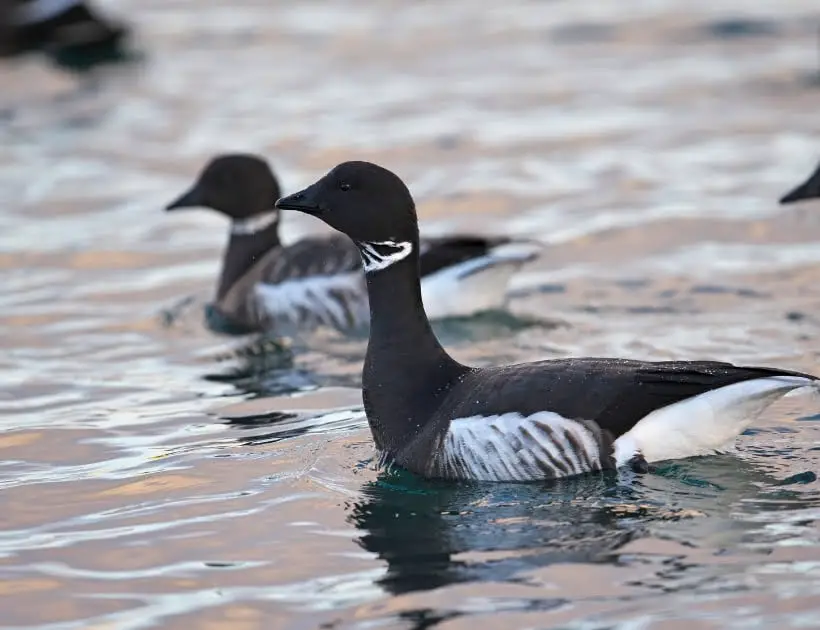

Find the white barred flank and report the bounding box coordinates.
[254,271,368,330]
[434,412,606,481]
[357,240,413,273]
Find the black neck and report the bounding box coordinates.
[216,220,281,300]
[360,237,468,453]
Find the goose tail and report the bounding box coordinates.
[420,238,544,319]
[613,375,819,467]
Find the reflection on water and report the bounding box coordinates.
[348,455,820,597]
[2,0,820,627]
[349,471,637,596]
[341,455,820,628]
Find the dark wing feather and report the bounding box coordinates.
[418,236,512,277]
[443,358,816,438]
[595,360,815,435]
[256,235,362,284]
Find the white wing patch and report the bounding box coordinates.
[357,240,413,273]
[253,271,367,330]
[437,412,604,481]
[613,376,818,467]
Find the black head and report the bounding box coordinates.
[165,154,282,220]
[275,161,418,243]
[780,160,820,205]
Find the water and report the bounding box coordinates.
[2,0,820,627]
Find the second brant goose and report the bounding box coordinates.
[275,161,820,482]
[780,158,820,204]
[165,154,542,334]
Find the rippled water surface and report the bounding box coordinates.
[2,1,820,628]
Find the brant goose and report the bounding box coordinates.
[166,154,542,334]
[780,159,820,204]
[275,161,820,482]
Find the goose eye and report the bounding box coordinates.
[340,182,351,192]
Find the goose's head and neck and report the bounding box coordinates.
[276,161,469,450]
[165,154,283,300]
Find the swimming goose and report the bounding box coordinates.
[275,160,820,482]
[780,158,820,204]
[165,154,542,334]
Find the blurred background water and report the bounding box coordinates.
[2,0,820,628]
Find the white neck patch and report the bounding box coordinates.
[231,211,279,236]
[357,240,413,273]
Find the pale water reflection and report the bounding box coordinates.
[2,0,820,628]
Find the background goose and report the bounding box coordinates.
[165,154,542,334]
[275,160,820,483]
[780,158,820,204]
